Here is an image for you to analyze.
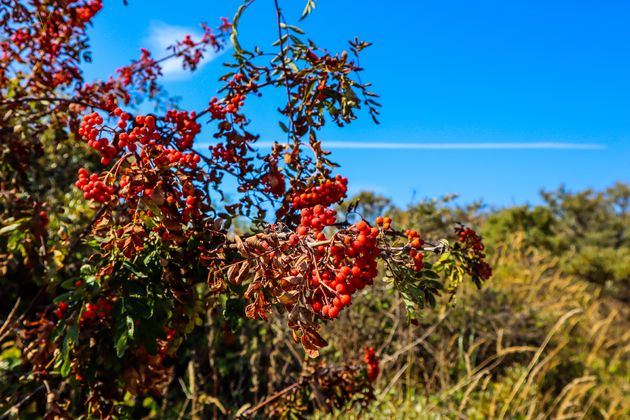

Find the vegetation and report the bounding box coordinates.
[337,184,630,419]
[1,0,627,418]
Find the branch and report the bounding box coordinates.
[0,96,101,110]
[0,385,45,420]
[239,382,299,417]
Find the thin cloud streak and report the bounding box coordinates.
[247,141,607,150]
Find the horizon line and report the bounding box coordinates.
[197,141,607,150]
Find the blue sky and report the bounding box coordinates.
[86,0,629,207]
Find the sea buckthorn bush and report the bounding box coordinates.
[0,0,490,417]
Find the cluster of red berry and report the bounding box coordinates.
[78,112,117,165]
[210,142,237,163]
[2,0,104,92]
[112,107,132,129]
[164,109,200,149]
[10,28,30,46]
[116,48,158,89]
[76,168,113,203]
[116,114,160,155]
[290,175,349,209]
[305,219,380,319]
[172,19,230,71]
[177,35,205,71]
[455,225,492,280]
[218,17,232,32]
[54,301,69,319]
[158,326,177,358]
[375,216,392,230]
[405,229,425,272]
[363,346,380,382]
[159,149,201,169]
[456,225,485,254]
[75,0,103,24]
[79,297,113,326]
[296,204,337,235]
[208,93,245,120]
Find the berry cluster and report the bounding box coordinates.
[405,229,425,272]
[208,94,245,120]
[158,326,177,358]
[303,218,380,319]
[363,347,380,382]
[78,112,117,165]
[117,48,159,91]
[160,149,201,169]
[456,225,485,254]
[172,20,229,71]
[112,107,131,128]
[455,225,492,280]
[375,216,392,230]
[54,301,69,319]
[76,168,113,203]
[75,0,103,24]
[210,142,237,163]
[290,175,349,209]
[79,297,113,326]
[134,114,159,143]
[3,0,104,92]
[164,109,201,149]
[296,204,337,235]
[116,114,160,153]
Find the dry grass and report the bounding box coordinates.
[317,234,629,419]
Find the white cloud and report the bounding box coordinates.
[144,21,225,80]
[238,141,607,150]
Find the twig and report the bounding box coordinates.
[0,385,45,420]
[0,298,22,342]
[239,382,299,417]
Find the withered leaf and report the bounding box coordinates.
[233,234,250,258]
[227,261,251,285]
[279,290,299,306]
[304,327,327,348]
[300,334,320,358]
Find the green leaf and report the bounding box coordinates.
[280,23,306,35]
[0,222,22,236]
[300,0,317,21]
[124,280,147,298]
[123,261,148,279]
[67,323,79,343]
[231,0,254,54]
[126,297,153,319]
[115,331,128,358]
[60,356,72,377]
[53,292,72,304]
[126,315,135,339]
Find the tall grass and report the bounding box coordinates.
[318,234,629,418]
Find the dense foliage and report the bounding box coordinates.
[0,1,493,418]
